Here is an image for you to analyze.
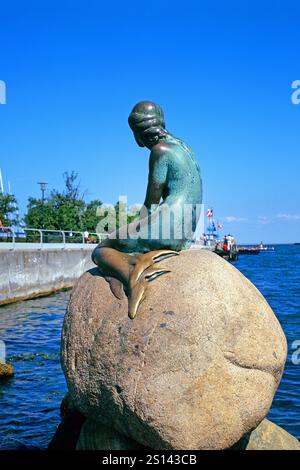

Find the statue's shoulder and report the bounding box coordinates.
[150,141,175,161]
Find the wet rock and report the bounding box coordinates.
[0,363,14,380]
[232,419,300,450]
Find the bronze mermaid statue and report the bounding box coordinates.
[92,101,202,318]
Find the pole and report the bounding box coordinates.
[37,182,48,229]
[38,181,47,203]
[0,168,4,194]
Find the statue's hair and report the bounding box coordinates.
[128,101,166,143]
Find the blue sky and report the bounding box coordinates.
[0,0,299,243]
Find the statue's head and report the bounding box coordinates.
[128,101,166,149]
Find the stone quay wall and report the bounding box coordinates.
[0,245,95,306]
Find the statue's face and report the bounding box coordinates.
[134,132,145,148]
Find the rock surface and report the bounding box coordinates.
[0,363,14,380]
[61,249,287,450]
[76,418,300,450]
[233,419,300,450]
[76,419,144,450]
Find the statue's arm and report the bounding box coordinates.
[144,146,168,210]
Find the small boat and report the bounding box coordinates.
[256,242,275,252]
[215,245,239,261]
[238,247,260,255]
[214,235,238,261]
[196,208,238,262]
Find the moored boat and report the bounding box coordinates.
[201,208,239,261]
[238,247,260,255]
[238,242,276,255]
[256,242,275,252]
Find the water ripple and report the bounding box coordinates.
[0,245,299,448]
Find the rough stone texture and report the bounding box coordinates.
[76,419,144,450]
[0,363,14,379]
[61,249,287,450]
[236,419,300,450]
[76,418,300,451]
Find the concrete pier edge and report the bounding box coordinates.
[0,245,95,307]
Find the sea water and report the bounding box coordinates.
[0,244,299,449]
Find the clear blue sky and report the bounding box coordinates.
[0,0,299,243]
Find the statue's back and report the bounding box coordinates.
[163,134,202,208]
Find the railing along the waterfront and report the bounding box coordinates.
[0,227,108,250]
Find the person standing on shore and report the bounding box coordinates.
[83,230,89,243]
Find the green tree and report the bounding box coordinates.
[82,199,103,232]
[51,193,85,231]
[25,172,86,231]
[61,171,82,200]
[24,197,57,229]
[0,193,19,226]
[51,172,86,230]
[114,200,139,230]
[24,172,139,235]
[24,171,102,232]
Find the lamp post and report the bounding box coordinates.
[38,181,48,203]
[37,182,48,229]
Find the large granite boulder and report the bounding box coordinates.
[76,418,300,450]
[76,419,144,450]
[61,250,287,450]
